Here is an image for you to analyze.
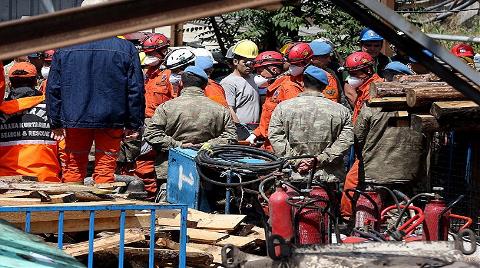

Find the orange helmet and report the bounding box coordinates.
[286,43,313,65]
[43,50,55,62]
[344,51,374,72]
[451,43,474,58]
[142,33,170,53]
[9,62,37,78]
[252,51,284,68]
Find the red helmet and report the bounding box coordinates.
[142,34,170,53]
[287,43,313,65]
[43,50,55,62]
[345,51,374,72]
[253,51,284,68]
[451,43,474,58]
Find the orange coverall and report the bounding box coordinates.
[323,72,340,103]
[341,73,383,216]
[253,75,304,151]
[205,79,229,107]
[144,68,175,118]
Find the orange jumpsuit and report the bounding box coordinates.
[0,95,60,182]
[253,75,304,151]
[322,72,340,103]
[341,73,383,216]
[205,79,229,107]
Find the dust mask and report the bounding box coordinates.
[347,76,364,89]
[289,65,305,77]
[41,66,50,79]
[253,75,270,88]
[144,56,160,66]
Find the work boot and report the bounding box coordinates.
[156,183,167,203]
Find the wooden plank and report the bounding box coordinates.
[123,247,213,267]
[248,226,266,242]
[0,182,112,195]
[63,229,145,257]
[187,228,228,244]
[196,214,246,230]
[188,243,223,264]
[430,101,480,122]
[216,235,257,248]
[0,200,137,223]
[12,214,151,233]
[0,176,37,182]
[95,182,127,189]
[0,198,42,206]
[367,97,407,108]
[49,193,77,203]
[411,114,441,132]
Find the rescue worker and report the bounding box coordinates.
[344,29,390,106]
[309,40,342,103]
[340,51,384,216]
[143,66,237,195]
[39,50,54,94]
[269,65,353,182]
[46,25,145,184]
[164,48,196,97]
[0,62,60,181]
[383,61,413,82]
[142,33,173,118]
[220,40,260,125]
[195,54,240,123]
[246,51,286,150]
[408,50,434,75]
[451,43,475,67]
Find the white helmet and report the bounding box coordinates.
[193,48,218,64]
[165,48,196,70]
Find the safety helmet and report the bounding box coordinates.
[193,48,217,64]
[451,43,474,58]
[385,61,413,75]
[344,51,374,72]
[225,46,235,60]
[360,28,384,42]
[280,42,295,55]
[252,51,284,68]
[232,40,259,59]
[9,62,37,78]
[43,50,55,62]
[165,48,196,70]
[142,33,170,53]
[286,43,313,65]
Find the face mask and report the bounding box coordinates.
[347,76,364,88]
[144,56,160,66]
[253,75,270,88]
[41,66,50,79]
[169,73,182,85]
[289,65,305,77]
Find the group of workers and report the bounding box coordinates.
[0,0,478,216]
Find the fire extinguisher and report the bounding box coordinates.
[345,188,383,231]
[423,190,465,241]
[268,182,296,243]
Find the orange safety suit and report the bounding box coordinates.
[144,68,175,118]
[341,73,383,216]
[39,79,47,95]
[253,75,303,151]
[63,128,123,183]
[322,72,340,103]
[0,95,60,182]
[205,79,229,107]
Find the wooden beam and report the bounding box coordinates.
[410,114,441,132]
[216,235,257,248]
[12,214,151,233]
[63,229,145,257]
[406,87,465,108]
[369,81,449,98]
[187,228,229,244]
[188,243,223,264]
[393,74,440,82]
[0,182,112,195]
[430,101,480,122]
[123,247,213,267]
[367,97,407,108]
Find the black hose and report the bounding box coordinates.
[374,185,401,217]
[394,193,433,229]
[344,189,381,223]
[352,228,384,242]
[438,195,465,240]
[393,189,410,202]
[258,176,275,202]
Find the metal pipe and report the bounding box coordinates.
[427,33,480,43]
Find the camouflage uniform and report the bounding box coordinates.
[143,86,237,179]
[355,104,427,187]
[269,91,354,182]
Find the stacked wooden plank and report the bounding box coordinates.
[367,74,480,132]
[0,176,264,267]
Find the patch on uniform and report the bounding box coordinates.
[272,89,280,103]
[161,74,167,82]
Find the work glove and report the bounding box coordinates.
[245,133,257,145]
[199,143,213,154]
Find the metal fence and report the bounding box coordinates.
[0,203,188,268]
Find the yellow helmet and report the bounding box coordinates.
[138,51,147,65]
[232,40,259,59]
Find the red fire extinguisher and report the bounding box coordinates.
[269,184,295,242]
[422,197,449,241]
[345,188,383,231]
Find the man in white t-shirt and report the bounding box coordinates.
[220,40,260,124]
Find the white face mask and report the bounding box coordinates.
[253,75,270,88]
[347,76,364,88]
[143,56,160,66]
[41,66,50,79]
[289,65,305,77]
[169,73,182,85]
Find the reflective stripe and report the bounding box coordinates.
[0,140,57,146]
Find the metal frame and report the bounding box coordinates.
[0,0,282,60]
[333,0,480,105]
[0,204,189,268]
